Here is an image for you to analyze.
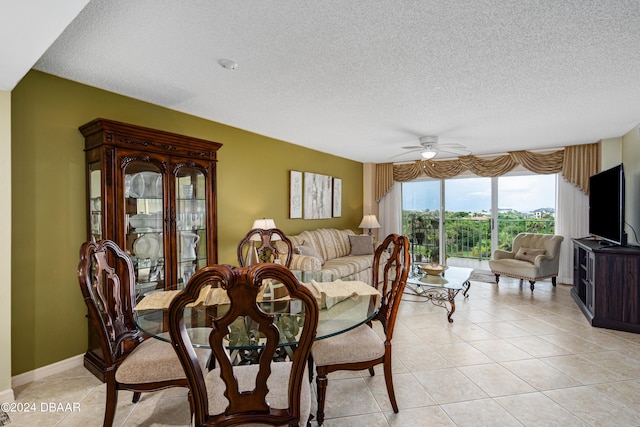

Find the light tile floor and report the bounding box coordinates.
[7,276,640,426]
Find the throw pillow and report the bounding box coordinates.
[514,247,546,263]
[295,242,324,264]
[349,234,374,256]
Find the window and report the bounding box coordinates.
[402,173,557,266]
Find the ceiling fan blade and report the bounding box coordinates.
[440,143,467,149]
[400,145,423,150]
[439,147,471,156]
[389,148,422,159]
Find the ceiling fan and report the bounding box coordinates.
[391,135,470,160]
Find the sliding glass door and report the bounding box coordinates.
[496,174,557,251]
[402,180,441,263]
[402,173,557,268]
[444,177,493,263]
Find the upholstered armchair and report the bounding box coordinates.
[488,233,564,291]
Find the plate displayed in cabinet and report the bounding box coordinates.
[133,233,163,259]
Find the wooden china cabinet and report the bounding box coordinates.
[80,118,222,380]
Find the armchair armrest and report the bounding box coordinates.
[533,254,550,267]
[493,249,514,260]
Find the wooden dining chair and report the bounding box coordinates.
[237,228,293,267]
[77,239,210,427]
[168,263,319,426]
[308,234,410,425]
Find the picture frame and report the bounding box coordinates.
[289,170,303,218]
[332,177,342,217]
[304,172,332,219]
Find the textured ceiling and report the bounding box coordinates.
[13,1,640,162]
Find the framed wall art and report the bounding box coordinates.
[289,170,303,218]
[332,177,342,217]
[304,172,332,219]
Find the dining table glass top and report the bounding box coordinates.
[133,274,381,350]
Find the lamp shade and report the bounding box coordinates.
[250,218,280,241]
[421,149,437,160]
[358,215,380,230]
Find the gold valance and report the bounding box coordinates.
[561,143,600,194]
[380,143,599,199]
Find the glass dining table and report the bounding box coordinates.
[133,271,381,363]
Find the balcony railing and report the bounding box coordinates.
[406,217,554,261]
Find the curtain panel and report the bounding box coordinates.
[378,143,599,198]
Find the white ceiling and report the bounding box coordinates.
[4,1,640,163]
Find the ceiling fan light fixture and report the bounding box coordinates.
[421,149,437,159]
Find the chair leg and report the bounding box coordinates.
[368,367,375,376]
[187,390,194,422]
[132,391,142,403]
[103,380,118,427]
[307,355,314,383]
[529,280,535,291]
[315,367,328,426]
[552,276,557,286]
[383,350,398,413]
[494,274,500,284]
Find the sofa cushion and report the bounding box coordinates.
[322,255,374,279]
[289,229,353,262]
[514,247,546,263]
[348,234,374,255]
[295,241,324,264]
[289,254,323,271]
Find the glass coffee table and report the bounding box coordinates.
[404,265,472,323]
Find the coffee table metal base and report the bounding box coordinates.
[404,266,472,323]
[405,280,470,323]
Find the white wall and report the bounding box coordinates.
[0,90,13,401]
[601,137,622,170]
[601,129,640,246]
[622,126,640,245]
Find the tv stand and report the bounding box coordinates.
[572,238,640,333]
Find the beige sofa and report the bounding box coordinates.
[488,233,564,291]
[281,228,384,283]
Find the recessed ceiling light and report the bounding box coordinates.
[219,59,238,70]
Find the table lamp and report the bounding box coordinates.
[250,218,279,239]
[358,214,380,236]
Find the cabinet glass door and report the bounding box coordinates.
[123,161,165,298]
[176,166,207,289]
[88,163,102,241]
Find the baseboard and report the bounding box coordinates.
[0,387,14,403]
[11,354,84,388]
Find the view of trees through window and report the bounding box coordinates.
[402,174,557,263]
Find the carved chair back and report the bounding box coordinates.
[237,228,293,267]
[371,234,410,342]
[168,263,318,426]
[77,239,142,367]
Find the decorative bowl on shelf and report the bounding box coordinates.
[418,263,448,276]
[129,171,162,198]
[129,213,163,230]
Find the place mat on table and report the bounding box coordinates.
[134,283,278,310]
[305,279,381,309]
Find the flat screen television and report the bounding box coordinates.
[588,163,627,246]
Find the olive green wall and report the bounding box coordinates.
[11,70,363,375]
